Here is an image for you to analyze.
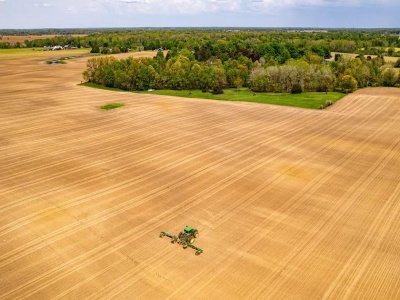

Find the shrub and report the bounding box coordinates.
[340,75,358,93]
[394,58,400,68]
[319,100,333,109]
[291,83,303,94]
[382,69,397,87]
[334,53,342,61]
[252,74,270,92]
[212,87,224,94]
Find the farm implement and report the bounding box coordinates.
[160,226,203,255]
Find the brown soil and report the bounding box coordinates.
[0,52,399,299]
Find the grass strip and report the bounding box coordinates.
[82,82,346,109]
[99,103,124,110]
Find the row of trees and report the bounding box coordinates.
[84,51,237,94]
[249,62,336,93]
[84,48,400,94]
[7,29,400,58]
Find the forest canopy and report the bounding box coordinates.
[2,28,398,92]
[74,29,400,93]
[83,47,398,94]
[2,28,400,58]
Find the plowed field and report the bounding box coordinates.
[1,52,400,299]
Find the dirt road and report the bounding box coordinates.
[0,52,399,299]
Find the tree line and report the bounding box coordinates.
[83,48,400,94]
[3,29,400,58]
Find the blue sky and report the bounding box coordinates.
[0,0,399,29]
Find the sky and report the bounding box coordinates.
[0,0,399,29]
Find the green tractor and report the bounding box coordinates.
[160,226,203,255]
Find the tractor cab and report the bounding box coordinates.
[184,226,194,234]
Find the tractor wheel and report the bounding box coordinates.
[194,231,199,238]
[183,244,188,249]
[189,237,195,244]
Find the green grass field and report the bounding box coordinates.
[99,103,125,110]
[82,83,345,109]
[142,89,345,109]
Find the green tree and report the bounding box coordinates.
[154,50,166,70]
[397,71,400,86]
[382,69,397,87]
[306,53,323,65]
[198,66,213,92]
[179,48,195,61]
[114,70,131,90]
[340,75,358,93]
[165,60,187,90]
[277,48,291,64]
[252,74,271,92]
[100,66,115,87]
[148,65,160,89]
[291,83,303,94]
[211,67,227,94]
[188,63,202,90]
[233,77,243,91]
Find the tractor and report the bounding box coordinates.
[160,226,203,255]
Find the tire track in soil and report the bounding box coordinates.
[260,136,400,300]
[2,104,308,278]
[0,102,284,212]
[0,105,289,235]
[0,105,310,272]
[80,96,382,300]
[249,99,397,298]
[0,106,332,299]
[320,161,400,299]
[2,53,399,299]
[0,102,256,191]
[238,100,400,299]
[163,99,395,300]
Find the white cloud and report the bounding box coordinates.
[23,0,397,16]
[2,0,397,29]
[250,0,398,7]
[108,0,242,14]
[67,5,76,12]
[72,0,398,16]
[119,0,150,3]
[33,1,52,7]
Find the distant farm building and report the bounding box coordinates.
[51,45,63,51]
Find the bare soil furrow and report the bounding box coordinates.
[83,95,383,299]
[0,106,292,235]
[1,52,399,300]
[163,96,394,300]
[0,111,322,298]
